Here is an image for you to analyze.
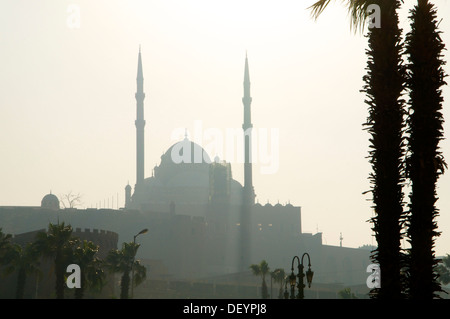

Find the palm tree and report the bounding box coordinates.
[0,228,13,260]
[404,0,447,299]
[105,241,146,299]
[2,242,42,299]
[71,239,105,299]
[338,287,358,299]
[270,268,286,299]
[34,222,77,299]
[436,254,450,286]
[309,0,407,299]
[250,260,270,299]
[131,259,147,297]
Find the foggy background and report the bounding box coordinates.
[0,0,449,255]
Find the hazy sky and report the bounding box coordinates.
[1,0,449,255]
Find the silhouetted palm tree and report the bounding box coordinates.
[404,0,447,299]
[309,0,407,299]
[105,242,146,299]
[71,239,105,299]
[338,287,358,299]
[0,228,12,260]
[34,222,77,299]
[250,260,270,299]
[436,254,450,285]
[2,242,42,299]
[270,268,286,299]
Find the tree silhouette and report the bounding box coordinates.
[2,242,42,299]
[270,268,286,299]
[0,228,12,260]
[34,222,77,299]
[436,254,450,285]
[71,239,105,299]
[105,241,146,299]
[1,229,44,298]
[250,260,270,299]
[59,191,83,209]
[309,0,407,299]
[404,0,447,299]
[338,287,358,299]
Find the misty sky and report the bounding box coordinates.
[1,0,450,255]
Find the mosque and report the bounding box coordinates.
[0,50,372,292]
[118,49,308,277]
[126,49,256,213]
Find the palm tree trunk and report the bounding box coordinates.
[55,250,65,299]
[15,268,26,299]
[363,0,407,299]
[405,0,446,299]
[120,270,130,299]
[261,277,268,299]
[74,275,85,299]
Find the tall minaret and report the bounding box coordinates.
[239,53,254,272]
[242,53,255,205]
[135,47,146,188]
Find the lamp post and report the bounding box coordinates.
[284,277,290,299]
[131,228,148,298]
[288,253,313,299]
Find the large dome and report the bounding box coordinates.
[129,137,244,212]
[163,137,212,165]
[151,138,211,187]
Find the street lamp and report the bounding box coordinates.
[134,228,148,243]
[288,252,313,299]
[131,228,148,298]
[283,277,290,299]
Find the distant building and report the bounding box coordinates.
[40,192,60,210]
[0,51,372,297]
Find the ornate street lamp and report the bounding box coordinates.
[288,252,313,299]
[284,278,290,299]
[289,256,300,299]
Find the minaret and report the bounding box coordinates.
[242,53,255,205]
[238,53,254,272]
[135,47,146,188]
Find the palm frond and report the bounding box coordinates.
[308,0,375,33]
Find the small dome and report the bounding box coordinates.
[41,193,60,210]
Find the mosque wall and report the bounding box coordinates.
[0,199,370,289]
